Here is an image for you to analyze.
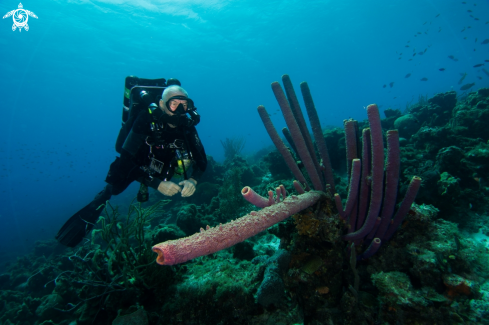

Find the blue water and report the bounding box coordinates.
[0,0,488,264]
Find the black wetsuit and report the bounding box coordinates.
[106,108,207,195]
[55,106,206,247]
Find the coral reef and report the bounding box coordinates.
[2,84,489,325]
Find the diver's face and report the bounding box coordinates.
[168,98,188,112]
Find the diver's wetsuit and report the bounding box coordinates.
[55,108,206,247]
[105,108,207,195]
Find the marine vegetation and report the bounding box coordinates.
[220,136,246,161]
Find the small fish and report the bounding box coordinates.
[482,69,489,77]
[458,72,467,84]
[418,52,424,55]
[482,39,489,44]
[464,37,467,40]
[477,76,482,80]
[405,45,410,48]
[460,83,475,90]
[405,73,411,78]
[417,31,422,35]
[420,77,428,81]
[436,13,440,17]
[467,9,472,12]
[468,26,472,28]
[473,64,484,67]
[475,38,478,42]
[383,84,386,88]
[423,21,427,25]
[461,1,466,3]
[474,18,479,21]
[439,68,445,71]
[424,48,427,53]
[485,60,489,62]
[413,53,416,57]
[389,82,394,88]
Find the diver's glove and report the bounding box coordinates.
[157,181,182,196]
[188,110,201,126]
[179,179,197,197]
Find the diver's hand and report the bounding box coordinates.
[179,179,197,197]
[157,181,182,196]
[189,112,200,126]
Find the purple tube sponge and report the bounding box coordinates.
[373,130,401,239]
[153,190,324,265]
[271,82,323,191]
[257,105,310,190]
[383,176,422,241]
[282,75,322,183]
[343,104,384,241]
[300,82,336,194]
[242,186,271,208]
[357,238,381,260]
[356,128,371,230]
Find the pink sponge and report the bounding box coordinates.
[152,190,324,265]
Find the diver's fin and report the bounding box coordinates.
[55,203,104,247]
[56,185,112,247]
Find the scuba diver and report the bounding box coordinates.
[56,77,207,247]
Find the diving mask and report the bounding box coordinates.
[166,95,195,115]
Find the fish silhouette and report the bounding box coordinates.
[460,83,475,90]
[458,72,467,84]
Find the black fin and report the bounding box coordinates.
[55,203,104,247]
